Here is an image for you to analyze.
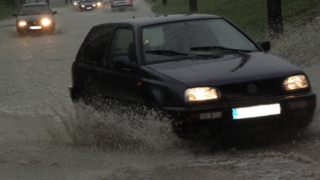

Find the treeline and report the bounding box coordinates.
[0,0,55,6]
[0,0,23,6]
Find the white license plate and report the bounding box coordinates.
[232,103,281,120]
[87,7,92,9]
[29,26,42,29]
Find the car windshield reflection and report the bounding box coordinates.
[142,19,258,64]
[19,5,51,15]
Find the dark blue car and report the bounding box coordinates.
[69,14,316,138]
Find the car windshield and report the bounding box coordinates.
[19,5,51,15]
[80,0,93,2]
[142,19,259,64]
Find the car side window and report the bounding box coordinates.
[82,26,114,64]
[105,28,135,65]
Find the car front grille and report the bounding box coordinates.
[219,78,284,102]
[27,21,41,26]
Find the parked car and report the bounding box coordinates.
[69,14,316,138]
[13,3,57,34]
[110,0,133,12]
[79,0,101,11]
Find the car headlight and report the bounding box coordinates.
[18,21,27,26]
[41,18,51,26]
[93,4,96,6]
[97,2,101,6]
[73,2,78,5]
[185,87,219,102]
[283,75,309,91]
[81,5,85,8]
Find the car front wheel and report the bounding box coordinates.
[17,28,23,34]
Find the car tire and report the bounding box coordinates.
[294,111,313,128]
[49,26,55,33]
[17,28,23,34]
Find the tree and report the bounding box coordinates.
[267,0,283,38]
[5,0,15,6]
[189,0,197,13]
[162,0,167,5]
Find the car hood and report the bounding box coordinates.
[17,14,53,21]
[146,52,304,87]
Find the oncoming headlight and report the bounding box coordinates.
[41,18,51,26]
[283,75,309,91]
[19,21,27,26]
[185,87,219,102]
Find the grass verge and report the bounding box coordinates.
[0,5,20,20]
[145,0,320,40]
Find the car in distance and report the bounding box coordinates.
[72,0,80,6]
[79,0,101,10]
[13,3,57,34]
[110,0,133,12]
[69,14,316,138]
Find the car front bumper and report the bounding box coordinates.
[162,92,316,127]
[79,5,97,10]
[16,23,55,32]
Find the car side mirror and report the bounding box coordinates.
[52,11,57,15]
[257,41,271,52]
[113,56,137,69]
[13,14,18,17]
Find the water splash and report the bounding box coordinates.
[270,17,320,68]
[59,100,182,152]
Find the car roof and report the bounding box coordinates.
[22,3,49,7]
[98,14,222,27]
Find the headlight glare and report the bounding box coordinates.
[185,87,219,102]
[283,75,309,91]
[41,18,51,26]
[19,21,27,26]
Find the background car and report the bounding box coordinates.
[72,0,80,6]
[13,3,57,34]
[79,0,101,10]
[69,14,316,139]
[110,0,133,12]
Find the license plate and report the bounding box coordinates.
[87,7,92,9]
[232,103,281,120]
[29,26,42,29]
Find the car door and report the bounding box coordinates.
[97,27,143,103]
[77,25,114,99]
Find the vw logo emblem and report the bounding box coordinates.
[247,84,258,94]
[33,22,36,25]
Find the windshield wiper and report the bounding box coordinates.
[190,46,252,53]
[146,50,190,57]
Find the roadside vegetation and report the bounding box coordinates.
[0,3,20,20]
[144,0,320,40]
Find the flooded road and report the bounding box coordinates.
[0,1,320,179]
